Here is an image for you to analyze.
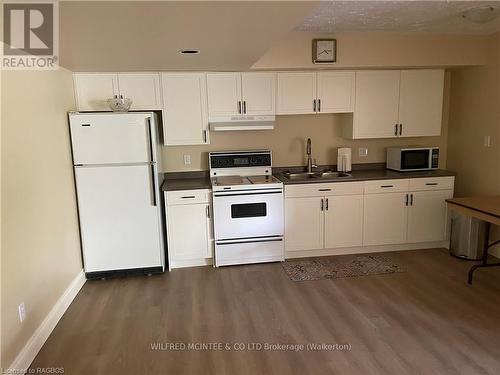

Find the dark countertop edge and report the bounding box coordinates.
[161,167,456,190]
[274,169,456,185]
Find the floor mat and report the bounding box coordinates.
[282,254,405,281]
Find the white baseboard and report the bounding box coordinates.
[8,270,86,373]
[286,241,449,259]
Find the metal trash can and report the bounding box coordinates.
[450,211,488,260]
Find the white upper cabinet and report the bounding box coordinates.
[241,72,276,115]
[206,73,242,117]
[74,73,161,111]
[398,69,445,137]
[316,71,355,113]
[74,73,119,111]
[277,72,317,114]
[161,73,209,146]
[207,72,276,117]
[345,69,445,139]
[277,71,355,115]
[350,70,401,139]
[117,73,162,110]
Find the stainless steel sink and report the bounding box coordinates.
[284,172,318,179]
[282,170,352,180]
[317,171,352,178]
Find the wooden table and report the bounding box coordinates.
[446,196,500,284]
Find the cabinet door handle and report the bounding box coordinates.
[206,205,210,218]
[381,185,394,188]
[394,124,398,136]
[405,193,409,206]
[243,101,247,114]
[318,99,321,112]
[320,198,324,211]
[238,101,241,114]
[325,198,329,210]
[318,188,332,192]
[203,130,208,143]
[313,99,316,112]
[410,193,414,206]
[425,182,438,186]
[399,124,402,136]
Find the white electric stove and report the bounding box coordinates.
[209,150,284,267]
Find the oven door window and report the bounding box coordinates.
[401,150,429,169]
[231,202,267,218]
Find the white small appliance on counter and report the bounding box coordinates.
[69,112,165,278]
[386,146,439,172]
[337,147,352,172]
[209,150,284,267]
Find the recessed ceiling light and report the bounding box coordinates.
[462,5,500,24]
[180,49,200,55]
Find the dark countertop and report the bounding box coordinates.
[161,165,456,191]
[275,168,456,185]
[161,171,211,192]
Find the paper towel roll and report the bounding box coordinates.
[337,148,352,172]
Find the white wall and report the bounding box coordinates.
[1,69,83,368]
[447,32,500,256]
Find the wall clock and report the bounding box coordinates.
[312,39,336,64]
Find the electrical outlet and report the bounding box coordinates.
[358,148,368,157]
[183,154,192,165]
[18,302,26,323]
[484,135,491,147]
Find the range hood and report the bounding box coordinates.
[209,115,275,131]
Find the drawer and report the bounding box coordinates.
[166,189,210,205]
[409,176,455,192]
[364,179,409,194]
[285,182,364,198]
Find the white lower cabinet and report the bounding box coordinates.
[324,195,364,248]
[284,177,454,255]
[165,190,213,268]
[284,182,365,252]
[363,192,408,246]
[407,190,453,243]
[285,197,324,252]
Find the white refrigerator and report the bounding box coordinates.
[69,112,165,277]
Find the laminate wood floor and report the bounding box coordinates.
[31,249,500,375]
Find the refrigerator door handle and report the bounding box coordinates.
[146,117,157,206]
[146,117,154,163]
[148,163,157,207]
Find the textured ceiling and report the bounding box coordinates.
[297,1,500,35]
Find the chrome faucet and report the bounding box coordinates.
[306,138,316,173]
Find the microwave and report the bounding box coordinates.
[386,147,439,171]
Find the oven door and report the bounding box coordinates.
[401,149,431,171]
[213,189,284,240]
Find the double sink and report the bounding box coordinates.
[281,169,352,181]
